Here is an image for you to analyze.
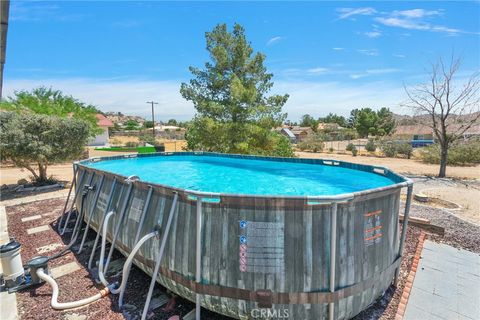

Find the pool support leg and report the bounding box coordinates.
[68,173,96,243]
[60,170,86,235]
[58,166,78,231]
[195,197,202,320]
[141,192,179,320]
[395,184,413,286]
[329,202,338,320]
[78,175,105,253]
[104,183,133,275]
[88,178,117,270]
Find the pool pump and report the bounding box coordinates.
[0,239,25,289]
[0,239,49,293]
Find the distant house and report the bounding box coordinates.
[154,125,185,132]
[317,122,343,131]
[394,123,480,141]
[88,114,114,146]
[279,127,297,143]
[394,124,434,141]
[290,126,314,142]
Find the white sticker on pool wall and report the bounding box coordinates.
[364,210,383,246]
[97,192,109,213]
[238,220,285,274]
[129,197,145,222]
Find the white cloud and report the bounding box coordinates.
[332,47,344,51]
[4,77,406,121]
[349,74,368,80]
[375,10,470,35]
[266,36,284,46]
[357,49,379,56]
[272,80,404,119]
[392,9,442,18]
[337,7,377,20]
[366,68,399,74]
[11,2,85,22]
[375,17,430,31]
[3,78,193,120]
[307,67,329,75]
[393,54,406,58]
[364,31,382,38]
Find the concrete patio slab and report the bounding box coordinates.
[50,262,81,279]
[26,224,50,235]
[21,214,42,222]
[404,240,480,320]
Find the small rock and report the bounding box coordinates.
[17,178,29,185]
[1,184,8,190]
[64,313,87,320]
[414,193,429,202]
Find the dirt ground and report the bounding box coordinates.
[109,136,187,152]
[296,151,480,180]
[411,177,480,225]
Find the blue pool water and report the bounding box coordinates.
[85,155,397,196]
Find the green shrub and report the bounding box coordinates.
[0,112,90,182]
[139,134,157,146]
[365,140,376,152]
[351,146,358,156]
[298,134,324,152]
[396,142,413,159]
[380,141,397,157]
[419,142,480,166]
[328,147,334,153]
[346,143,355,151]
[125,141,139,148]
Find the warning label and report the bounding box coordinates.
[238,221,285,274]
[97,192,109,213]
[364,210,383,246]
[129,197,145,222]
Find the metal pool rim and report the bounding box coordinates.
[76,151,412,203]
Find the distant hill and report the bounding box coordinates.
[393,112,480,126]
[104,112,146,125]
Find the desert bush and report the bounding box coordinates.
[419,142,480,166]
[139,134,157,146]
[351,146,358,156]
[380,141,398,157]
[345,143,355,152]
[328,147,334,153]
[110,138,122,146]
[0,112,89,182]
[298,134,324,152]
[396,142,413,159]
[125,141,139,148]
[365,140,376,152]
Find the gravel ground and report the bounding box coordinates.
[409,203,480,254]
[6,198,427,320]
[353,226,422,320]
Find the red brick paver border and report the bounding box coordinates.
[395,231,427,320]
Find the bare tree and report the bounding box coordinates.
[403,55,480,177]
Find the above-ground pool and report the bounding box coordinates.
[75,152,413,320]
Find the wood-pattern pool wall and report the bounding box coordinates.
[75,152,412,320]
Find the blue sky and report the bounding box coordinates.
[4,1,480,120]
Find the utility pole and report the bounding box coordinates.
[146,101,158,138]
